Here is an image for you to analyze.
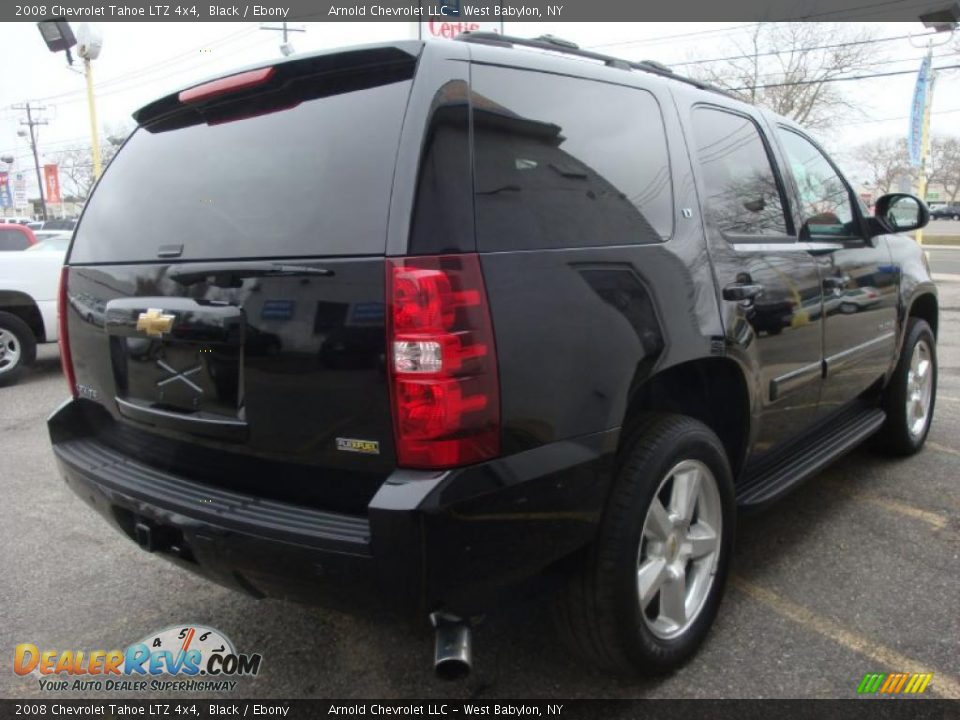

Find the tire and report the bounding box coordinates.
[553,414,735,675]
[0,311,37,387]
[953,214,959,221]
[840,302,858,314]
[874,318,937,456]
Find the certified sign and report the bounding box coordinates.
[416,0,503,40]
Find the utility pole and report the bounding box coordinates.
[259,22,304,56]
[13,102,49,222]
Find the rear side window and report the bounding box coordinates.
[471,66,673,252]
[691,107,788,237]
[0,228,30,250]
[71,74,414,263]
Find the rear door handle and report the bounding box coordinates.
[723,282,764,301]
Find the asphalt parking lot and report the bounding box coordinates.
[2,277,958,701]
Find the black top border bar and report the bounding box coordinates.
[6,0,957,22]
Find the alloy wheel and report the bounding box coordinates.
[637,459,722,640]
[906,339,934,439]
[0,328,21,375]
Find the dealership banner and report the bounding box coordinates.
[43,164,62,204]
[908,54,932,168]
[2,0,951,21]
[0,172,11,209]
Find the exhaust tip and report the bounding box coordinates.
[431,612,472,681]
[435,656,471,681]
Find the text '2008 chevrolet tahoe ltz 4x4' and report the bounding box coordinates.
[48,34,938,679]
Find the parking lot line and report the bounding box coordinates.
[844,492,949,530]
[927,441,960,458]
[852,493,947,530]
[732,577,960,698]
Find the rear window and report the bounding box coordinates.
[71,71,414,263]
[0,228,30,251]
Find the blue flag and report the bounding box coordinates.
[908,54,931,168]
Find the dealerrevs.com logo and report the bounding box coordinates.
[14,625,262,693]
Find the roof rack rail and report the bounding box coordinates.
[456,32,733,98]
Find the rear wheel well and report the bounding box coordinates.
[0,291,44,342]
[621,358,750,478]
[908,293,938,338]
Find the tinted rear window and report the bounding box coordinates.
[71,74,414,263]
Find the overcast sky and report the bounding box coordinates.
[1,20,958,198]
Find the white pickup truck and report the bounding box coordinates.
[0,248,65,385]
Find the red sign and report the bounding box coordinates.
[44,164,61,204]
[420,19,502,40]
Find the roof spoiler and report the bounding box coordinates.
[133,42,422,129]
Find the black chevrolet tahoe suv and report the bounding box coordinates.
[48,34,938,678]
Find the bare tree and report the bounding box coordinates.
[928,136,960,204]
[51,123,131,200]
[689,23,882,130]
[857,137,914,196]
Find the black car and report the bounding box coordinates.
[48,35,938,679]
[929,204,960,220]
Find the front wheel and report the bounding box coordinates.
[553,414,735,674]
[874,318,937,456]
[0,311,37,387]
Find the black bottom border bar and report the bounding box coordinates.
[0,700,956,720]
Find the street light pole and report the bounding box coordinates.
[74,23,105,182]
[83,56,103,180]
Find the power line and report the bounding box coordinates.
[670,31,940,68]
[834,107,960,126]
[730,64,960,91]
[715,51,960,83]
[586,23,762,51]
[584,1,939,54]
[31,26,259,104]
[42,34,277,110]
[0,135,92,158]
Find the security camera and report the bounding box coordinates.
[76,23,103,60]
[919,3,960,32]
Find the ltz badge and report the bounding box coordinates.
[336,438,380,455]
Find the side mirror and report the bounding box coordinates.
[873,193,930,234]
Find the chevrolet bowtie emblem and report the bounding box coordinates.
[136,308,175,338]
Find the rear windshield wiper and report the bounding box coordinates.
[169,262,334,287]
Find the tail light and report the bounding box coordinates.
[58,266,77,398]
[386,254,500,469]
